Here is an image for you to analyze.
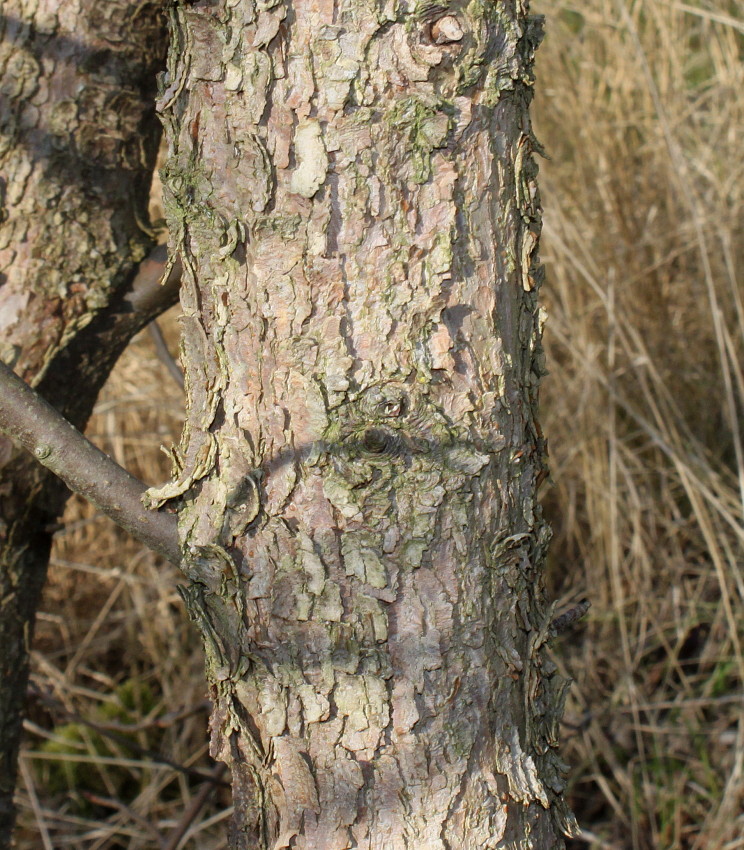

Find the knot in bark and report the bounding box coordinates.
[430,15,464,45]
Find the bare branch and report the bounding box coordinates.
[123,244,182,318]
[36,244,183,421]
[0,361,180,565]
[550,599,591,635]
[149,320,185,389]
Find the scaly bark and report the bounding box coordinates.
[0,3,168,843]
[155,0,577,846]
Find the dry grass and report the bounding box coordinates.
[15,1,744,848]
[533,1,744,847]
[15,314,231,849]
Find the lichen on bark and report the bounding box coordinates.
[156,0,577,846]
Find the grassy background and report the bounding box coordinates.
[15,1,744,847]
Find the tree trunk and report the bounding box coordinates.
[0,4,168,843]
[155,0,576,846]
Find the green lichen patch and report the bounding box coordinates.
[388,96,454,184]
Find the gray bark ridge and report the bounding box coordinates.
[156,0,577,847]
[0,2,168,845]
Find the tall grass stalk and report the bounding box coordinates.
[534,2,744,847]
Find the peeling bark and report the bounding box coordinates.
[0,3,168,843]
[156,0,576,846]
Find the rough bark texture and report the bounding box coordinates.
[0,4,168,843]
[154,0,576,847]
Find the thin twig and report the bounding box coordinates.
[0,361,180,565]
[162,763,228,850]
[25,690,227,789]
[18,757,54,850]
[29,686,211,734]
[149,321,185,389]
[80,793,166,848]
